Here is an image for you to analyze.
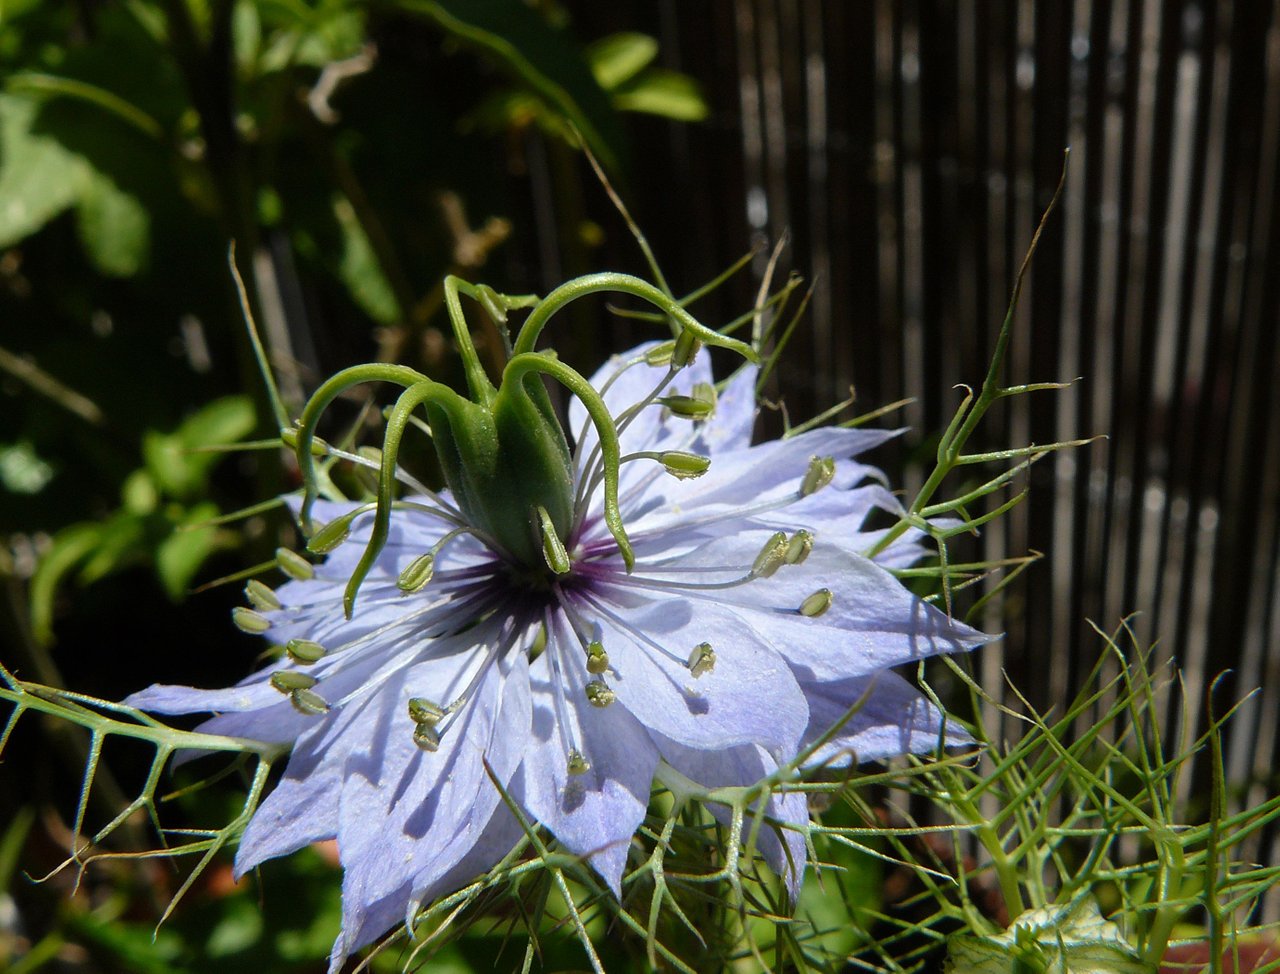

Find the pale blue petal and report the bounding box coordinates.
[510,651,657,894]
[589,592,809,752]
[656,737,808,901]
[800,670,973,767]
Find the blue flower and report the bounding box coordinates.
[128,337,986,970]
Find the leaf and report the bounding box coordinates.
[155,502,221,600]
[586,32,658,91]
[333,195,400,324]
[76,167,150,276]
[76,511,148,585]
[29,522,102,645]
[145,396,256,499]
[0,93,87,247]
[397,0,628,173]
[613,69,709,122]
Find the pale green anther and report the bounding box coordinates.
[800,455,836,496]
[276,547,314,580]
[307,516,351,554]
[751,531,789,578]
[244,579,281,611]
[353,445,383,493]
[397,553,435,593]
[659,394,714,420]
[290,687,329,716]
[799,588,834,618]
[280,427,329,456]
[785,530,815,565]
[585,679,616,708]
[643,341,676,366]
[413,723,441,752]
[585,640,609,675]
[232,606,272,634]
[537,504,571,575]
[687,642,716,678]
[692,381,717,406]
[408,697,445,726]
[271,670,318,693]
[660,451,711,480]
[672,328,702,368]
[567,749,591,775]
[286,638,327,664]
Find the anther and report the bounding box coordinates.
[408,697,445,726]
[307,516,351,554]
[286,638,327,664]
[799,588,834,617]
[751,531,789,578]
[244,579,281,611]
[643,341,676,366]
[567,749,592,776]
[584,679,616,708]
[659,451,711,480]
[270,670,318,693]
[537,505,571,575]
[232,606,272,634]
[585,640,610,675]
[413,724,441,752]
[397,553,435,593]
[659,394,714,420]
[687,642,716,678]
[784,530,814,565]
[672,328,702,368]
[280,427,329,456]
[353,445,383,494]
[290,687,329,716]
[276,547,314,580]
[800,456,836,496]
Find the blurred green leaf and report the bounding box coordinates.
[66,910,187,974]
[145,396,256,499]
[585,32,658,90]
[29,522,102,645]
[76,510,147,585]
[0,93,86,246]
[333,195,399,324]
[613,69,708,122]
[76,167,150,276]
[155,502,220,600]
[398,0,627,173]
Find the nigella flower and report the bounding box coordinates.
[127,274,987,970]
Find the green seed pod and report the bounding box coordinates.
[397,553,435,593]
[270,670,318,693]
[244,579,282,611]
[286,638,327,664]
[232,606,272,634]
[276,547,314,580]
[799,588,834,618]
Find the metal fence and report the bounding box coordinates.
[524,0,1280,908]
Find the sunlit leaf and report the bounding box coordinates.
[76,167,150,276]
[586,32,658,90]
[29,522,102,645]
[155,502,221,600]
[613,69,709,122]
[0,93,86,246]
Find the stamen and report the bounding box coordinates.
[585,640,610,674]
[659,394,714,420]
[584,679,616,708]
[751,531,790,578]
[276,547,314,580]
[286,638,327,664]
[290,687,330,716]
[672,328,702,368]
[244,579,282,611]
[799,588,834,617]
[566,749,592,775]
[413,724,441,752]
[279,427,329,456]
[643,341,676,366]
[800,455,836,496]
[306,504,376,555]
[784,529,815,564]
[232,607,272,634]
[687,642,716,677]
[537,505,572,575]
[408,697,446,725]
[398,553,436,593]
[270,670,318,692]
